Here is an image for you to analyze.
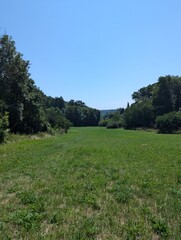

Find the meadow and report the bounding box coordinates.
[0,127,180,239]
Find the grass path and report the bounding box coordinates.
[0,127,180,239]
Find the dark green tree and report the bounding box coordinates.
[153,76,181,116]
[156,111,181,134]
[66,101,100,127]
[0,35,30,131]
[124,100,155,129]
[45,96,65,110]
[0,35,47,133]
[46,107,70,129]
[132,84,155,102]
[66,105,82,126]
[153,76,172,115]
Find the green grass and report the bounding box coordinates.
[0,127,180,239]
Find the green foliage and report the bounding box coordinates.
[46,107,71,130]
[106,120,120,129]
[124,100,155,129]
[98,119,108,127]
[107,111,124,129]
[66,100,100,127]
[132,84,156,102]
[1,34,180,136]
[0,34,100,135]
[153,75,181,116]
[0,35,48,133]
[0,112,9,143]
[99,109,124,128]
[124,75,181,131]
[0,35,30,131]
[44,96,65,110]
[156,111,181,134]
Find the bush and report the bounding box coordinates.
[156,111,181,134]
[106,120,121,129]
[0,112,9,143]
[99,110,124,129]
[98,119,108,127]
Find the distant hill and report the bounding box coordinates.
[100,109,116,117]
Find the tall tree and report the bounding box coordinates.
[132,84,155,102]
[0,35,47,133]
[0,35,29,131]
[153,76,181,116]
[124,100,155,129]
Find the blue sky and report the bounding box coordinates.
[1,0,181,109]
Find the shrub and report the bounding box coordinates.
[156,111,181,134]
[98,119,108,127]
[109,111,124,128]
[106,120,120,129]
[0,112,9,143]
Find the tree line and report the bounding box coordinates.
[100,75,181,133]
[1,34,181,143]
[0,35,100,142]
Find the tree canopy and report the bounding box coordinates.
[124,75,181,132]
[1,34,181,137]
[100,75,181,133]
[0,34,100,137]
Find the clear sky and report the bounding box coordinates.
[1,0,181,109]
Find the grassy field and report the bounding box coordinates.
[0,127,180,239]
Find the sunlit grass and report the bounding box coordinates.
[0,127,180,239]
